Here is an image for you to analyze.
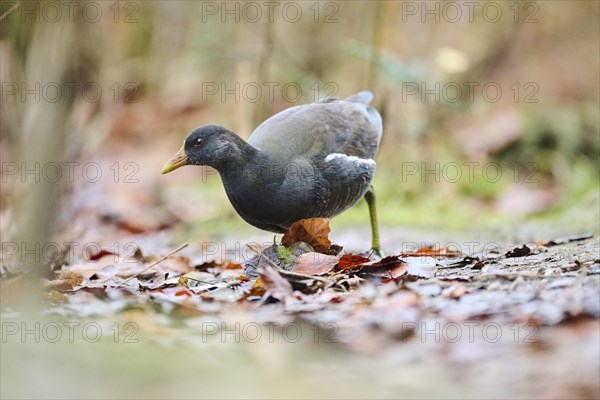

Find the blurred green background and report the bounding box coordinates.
[1,0,599,250]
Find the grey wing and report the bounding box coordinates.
[248,91,382,162]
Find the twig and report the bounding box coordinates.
[246,244,279,268]
[123,243,188,282]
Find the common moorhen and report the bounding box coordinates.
[162,91,383,255]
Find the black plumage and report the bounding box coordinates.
[162,91,383,253]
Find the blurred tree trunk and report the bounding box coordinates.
[9,16,74,309]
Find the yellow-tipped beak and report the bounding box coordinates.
[161,145,189,174]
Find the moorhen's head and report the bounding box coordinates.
[161,125,239,173]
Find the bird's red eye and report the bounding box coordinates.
[195,138,204,147]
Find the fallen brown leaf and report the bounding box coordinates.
[178,275,190,288]
[87,248,117,261]
[402,245,461,257]
[258,266,293,301]
[43,271,84,291]
[292,252,339,275]
[506,244,532,258]
[348,255,402,270]
[442,283,471,298]
[337,255,408,279]
[365,256,408,279]
[248,276,266,297]
[337,254,371,271]
[385,263,409,279]
[281,218,331,253]
[223,262,243,270]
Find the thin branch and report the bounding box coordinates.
[123,243,188,282]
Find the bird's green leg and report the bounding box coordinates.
[364,185,384,257]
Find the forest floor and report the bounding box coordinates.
[1,221,598,399]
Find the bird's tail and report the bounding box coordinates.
[344,91,373,105]
[346,91,382,142]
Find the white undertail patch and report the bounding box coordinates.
[325,153,376,166]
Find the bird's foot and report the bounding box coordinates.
[370,247,385,259]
